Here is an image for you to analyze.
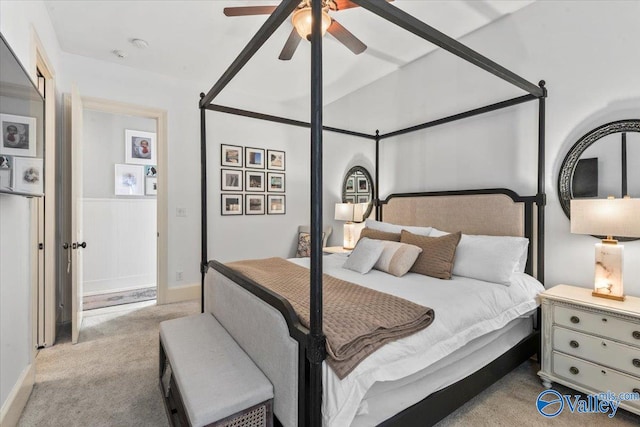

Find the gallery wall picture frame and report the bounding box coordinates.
[125,129,156,165]
[12,157,43,194]
[357,195,370,203]
[221,144,243,168]
[221,193,243,216]
[246,170,265,192]
[245,147,265,169]
[0,168,11,190]
[114,164,144,196]
[267,172,285,193]
[267,195,286,215]
[345,195,356,203]
[221,168,243,191]
[345,177,355,193]
[245,194,265,215]
[0,155,11,169]
[146,176,158,195]
[0,114,37,157]
[267,149,285,171]
[145,165,157,177]
[357,176,369,193]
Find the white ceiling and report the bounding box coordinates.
[44,0,534,107]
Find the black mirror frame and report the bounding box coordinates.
[341,165,374,220]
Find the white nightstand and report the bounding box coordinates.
[538,284,640,416]
[323,246,351,255]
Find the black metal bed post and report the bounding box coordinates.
[199,93,208,313]
[537,81,547,284]
[622,133,627,196]
[375,129,380,219]
[308,1,326,427]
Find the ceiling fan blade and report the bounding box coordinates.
[279,28,302,61]
[327,19,367,55]
[334,0,393,11]
[223,6,278,16]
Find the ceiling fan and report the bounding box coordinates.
[224,0,393,60]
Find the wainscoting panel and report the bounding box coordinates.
[82,198,156,295]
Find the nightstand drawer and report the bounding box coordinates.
[554,327,640,377]
[553,352,640,410]
[554,305,640,347]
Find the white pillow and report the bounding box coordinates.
[342,238,385,274]
[374,241,422,277]
[452,234,529,285]
[365,219,432,237]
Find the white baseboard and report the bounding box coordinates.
[0,363,35,427]
[161,282,200,304]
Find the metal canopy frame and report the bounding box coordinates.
[200,1,547,426]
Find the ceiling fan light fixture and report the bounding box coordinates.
[292,7,331,40]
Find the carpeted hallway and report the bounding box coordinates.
[17,301,639,426]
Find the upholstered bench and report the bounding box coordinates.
[159,313,274,427]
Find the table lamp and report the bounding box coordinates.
[571,197,640,301]
[335,203,367,249]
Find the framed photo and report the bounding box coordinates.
[357,176,369,193]
[145,177,158,195]
[145,165,157,177]
[0,114,37,157]
[267,149,285,171]
[221,144,243,168]
[221,169,243,191]
[125,129,156,165]
[245,147,265,169]
[245,194,265,215]
[345,195,356,203]
[114,164,144,196]
[345,177,355,193]
[357,195,370,203]
[267,195,286,215]
[267,172,285,192]
[0,169,11,190]
[13,157,43,194]
[221,194,243,216]
[0,155,11,169]
[245,170,264,192]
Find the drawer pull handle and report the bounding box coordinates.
[633,359,640,368]
[601,370,607,375]
[601,342,607,348]
[570,316,580,324]
[570,366,579,375]
[602,318,607,322]
[570,340,580,348]
[633,331,640,340]
[633,388,640,394]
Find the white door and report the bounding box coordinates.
[70,85,85,344]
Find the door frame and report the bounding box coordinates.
[77,97,169,304]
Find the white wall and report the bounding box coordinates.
[325,1,640,296]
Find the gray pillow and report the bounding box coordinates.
[342,237,385,274]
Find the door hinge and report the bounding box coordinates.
[38,243,44,250]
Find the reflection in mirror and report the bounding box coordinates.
[342,166,374,220]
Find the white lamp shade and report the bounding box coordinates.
[571,198,640,238]
[335,203,354,222]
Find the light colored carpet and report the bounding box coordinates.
[18,300,639,426]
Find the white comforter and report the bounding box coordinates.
[289,254,545,427]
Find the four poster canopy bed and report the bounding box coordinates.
[197,1,547,426]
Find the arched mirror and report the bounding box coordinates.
[558,119,640,240]
[342,166,374,220]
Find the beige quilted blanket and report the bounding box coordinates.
[226,257,435,379]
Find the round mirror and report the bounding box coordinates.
[558,119,640,239]
[342,166,374,220]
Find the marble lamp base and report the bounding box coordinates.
[593,242,625,301]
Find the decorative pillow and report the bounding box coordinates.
[365,219,432,237]
[452,234,529,285]
[342,238,385,274]
[358,227,401,242]
[374,241,423,277]
[296,232,325,258]
[400,230,462,279]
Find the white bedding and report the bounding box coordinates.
[288,254,545,427]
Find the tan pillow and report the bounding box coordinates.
[374,241,423,277]
[358,227,401,242]
[400,230,462,279]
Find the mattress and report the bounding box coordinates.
[288,254,544,426]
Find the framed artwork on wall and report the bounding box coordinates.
[114,164,144,196]
[357,176,369,193]
[221,194,243,215]
[246,170,265,192]
[221,144,243,168]
[221,169,243,191]
[145,165,157,177]
[267,195,286,215]
[0,155,11,169]
[245,147,265,169]
[246,194,265,215]
[0,114,37,157]
[0,168,11,190]
[267,172,285,192]
[146,176,158,195]
[267,149,285,171]
[13,157,43,194]
[345,177,355,193]
[125,129,156,165]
